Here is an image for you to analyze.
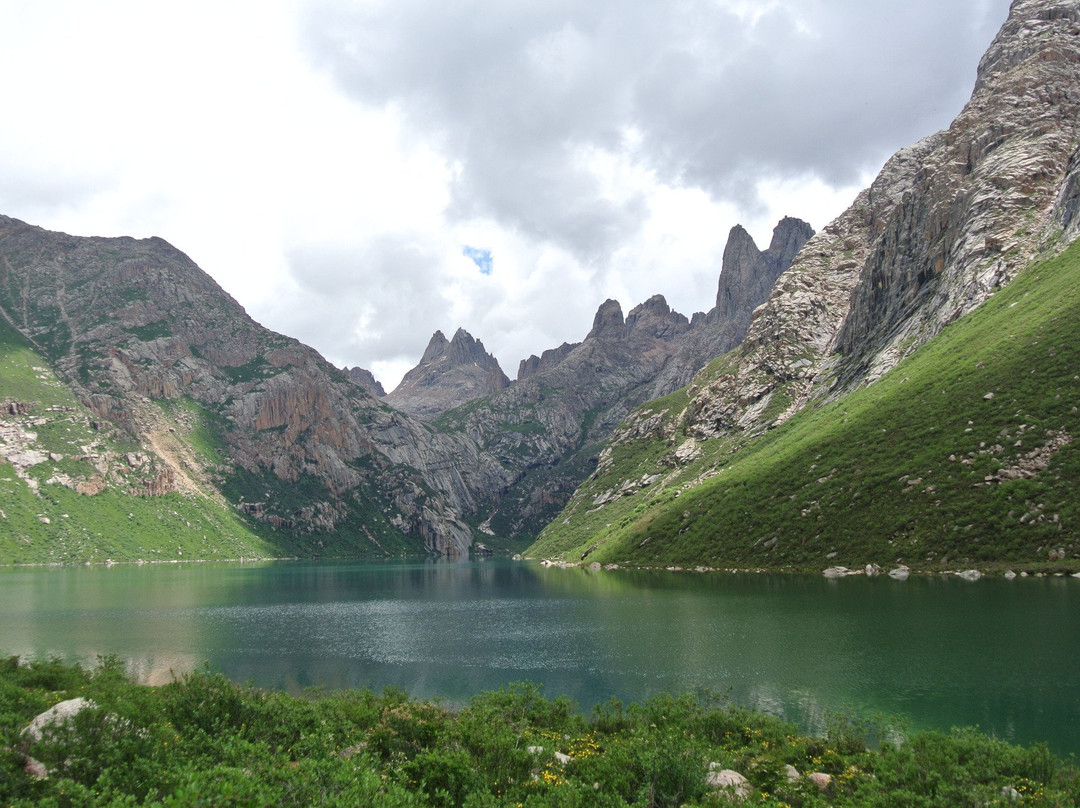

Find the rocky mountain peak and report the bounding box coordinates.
[419,330,451,363]
[625,294,691,340]
[446,327,497,365]
[715,218,814,320]
[766,217,817,273]
[587,299,626,340]
[385,327,510,419]
[343,366,386,397]
[517,342,578,381]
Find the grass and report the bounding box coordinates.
[1,655,1076,806]
[529,239,1080,572]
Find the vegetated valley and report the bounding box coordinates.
[3,2,1080,805]
[5,0,1080,572]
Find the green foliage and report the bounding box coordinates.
[534,241,1080,572]
[3,656,1076,806]
[122,321,172,342]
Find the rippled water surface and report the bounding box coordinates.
[2,559,1077,753]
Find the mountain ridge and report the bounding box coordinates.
[0,210,806,562]
[529,0,1080,569]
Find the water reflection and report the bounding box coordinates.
[0,560,1077,754]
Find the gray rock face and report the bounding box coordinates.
[386,328,511,419]
[683,0,1080,441]
[343,366,386,397]
[0,215,496,557]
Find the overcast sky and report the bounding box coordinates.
[0,0,1011,390]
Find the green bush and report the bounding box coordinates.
[2,656,1078,807]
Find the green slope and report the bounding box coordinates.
[0,319,277,565]
[528,241,1080,572]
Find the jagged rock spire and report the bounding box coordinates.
[386,327,510,419]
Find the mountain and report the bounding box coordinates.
[10,1,1070,570]
[385,328,510,418]
[343,366,386,397]
[0,216,510,560]
[417,218,811,540]
[528,0,1080,571]
[0,210,801,563]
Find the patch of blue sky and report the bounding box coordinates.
[463,245,493,275]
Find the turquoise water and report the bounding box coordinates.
[1,559,1077,754]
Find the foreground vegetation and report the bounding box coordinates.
[531,240,1080,572]
[2,656,1077,807]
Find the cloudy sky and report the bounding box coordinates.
[0,0,1011,390]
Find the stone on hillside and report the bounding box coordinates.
[706,764,752,800]
[808,772,832,791]
[674,438,701,464]
[23,697,97,744]
[783,763,801,782]
[23,754,48,779]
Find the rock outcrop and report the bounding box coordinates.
[343,366,385,397]
[385,328,510,419]
[684,0,1080,440]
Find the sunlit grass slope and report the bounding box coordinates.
[0,320,276,565]
[529,241,1080,572]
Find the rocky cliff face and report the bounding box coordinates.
[343,366,386,397]
[385,328,510,419]
[0,215,504,557]
[684,0,1080,441]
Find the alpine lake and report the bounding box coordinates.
[2,558,1077,756]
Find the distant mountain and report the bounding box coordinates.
[415,218,812,539]
[343,366,385,397]
[385,328,510,419]
[0,210,801,562]
[528,0,1080,572]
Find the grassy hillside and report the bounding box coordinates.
[0,319,278,565]
[528,241,1080,572]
